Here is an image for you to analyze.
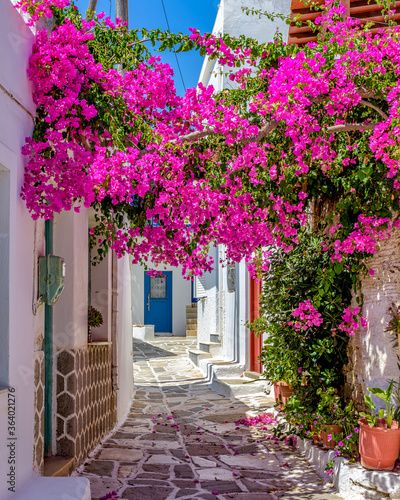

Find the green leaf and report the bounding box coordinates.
[364,395,376,411]
[334,262,343,275]
[368,387,387,400]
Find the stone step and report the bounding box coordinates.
[186,311,198,318]
[210,334,220,343]
[199,342,221,354]
[188,349,212,366]
[243,370,263,380]
[186,323,197,331]
[186,304,198,310]
[186,318,197,325]
[44,457,75,477]
[213,377,270,398]
[186,329,197,337]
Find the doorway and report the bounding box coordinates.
[144,271,172,334]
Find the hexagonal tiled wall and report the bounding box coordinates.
[33,351,45,474]
[56,344,114,465]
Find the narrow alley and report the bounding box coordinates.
[76,338,342,500]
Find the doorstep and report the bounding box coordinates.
[44,456,75,476]
[297,436,400,500]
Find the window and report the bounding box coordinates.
[150,277,167,299]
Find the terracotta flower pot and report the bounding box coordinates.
[273,381,293,406]
[359,418,400,471]
[320,424,343,449]
[310,425,320,444]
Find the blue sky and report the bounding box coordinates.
[74,0,220,95]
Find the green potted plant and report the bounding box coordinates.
[359,380,400,470]
[88,305,104,342]
[315,387,348,449]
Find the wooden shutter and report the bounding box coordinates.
[289,0,400,46]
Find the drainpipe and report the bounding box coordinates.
[44,219,53,455]
[218,245,223,341]
[111,252,119,411]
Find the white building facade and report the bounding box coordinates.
[0,3,134,498]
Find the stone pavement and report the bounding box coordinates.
[76,338,342,500]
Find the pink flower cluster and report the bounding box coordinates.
[289,300,323,331]
[338,307,368,336]
[15,0,70,25]
[235,413,277,427]
[330,215,400,263]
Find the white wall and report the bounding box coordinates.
[347,228,400,408]
[116,255,134,421]
[90,251,112,343]
[53,209,89,349]
[196,245,219,345]
[131,262,191,336]
[0,1,39,498]
[199,0,291,88]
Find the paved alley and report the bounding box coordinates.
[77,338,342,500]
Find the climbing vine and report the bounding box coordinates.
[14,0,400,340]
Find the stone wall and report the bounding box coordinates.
[345,227,400,409]
[56,343,114,465]
[33,351,45,474]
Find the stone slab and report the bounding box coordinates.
[123,486,174,500]
[197,467,237,481]
[192,457,218,468]
[219,454,282,472]
[145,454,182,465]
[99,448,143,462]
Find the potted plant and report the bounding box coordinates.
[88,305,104,342]
[274,381,294,406]
[359,380,400,471]
[315,387,346,449]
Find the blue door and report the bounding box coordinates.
[144,271,173,333]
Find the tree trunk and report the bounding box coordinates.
[85,0,98,21]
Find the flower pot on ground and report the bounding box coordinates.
[358,381,400,471]
[358,417,400,470]
[274,381,293,406]
[320,424,343,449]
[310,425,320,444]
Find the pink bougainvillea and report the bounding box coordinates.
[15,0,400,331]
[339,307,368,336]
[289,300,324,332]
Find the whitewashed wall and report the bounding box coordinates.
[116,255,134,421]
[131,263,192,336]
[0,1,38,497]
[346,228,400,409]
[53,209,89,350]
[196,245,219,345]
[199,0,291,88]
